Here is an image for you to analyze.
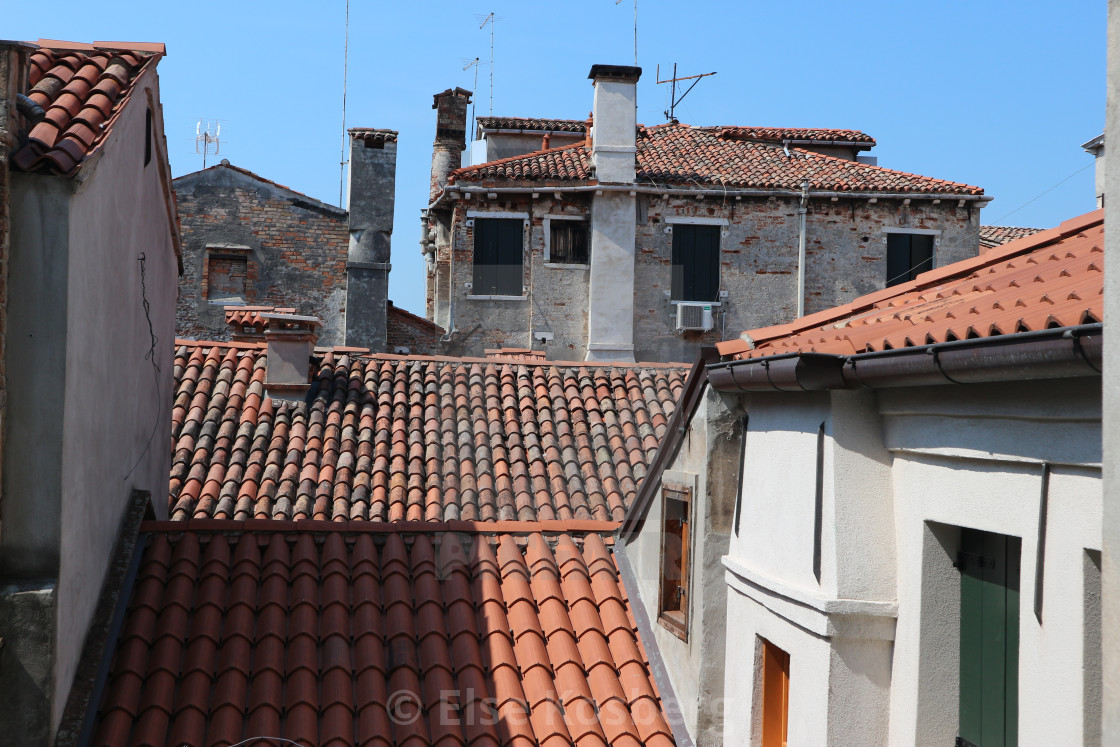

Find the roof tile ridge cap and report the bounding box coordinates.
[785,145,983,193]
[451,140,589,176]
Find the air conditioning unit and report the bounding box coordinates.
[676,302,714,332]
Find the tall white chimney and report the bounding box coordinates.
[585,64,641,362]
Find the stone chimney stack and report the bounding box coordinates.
[264,312,320,401]
[429,87,472,200]
[345,128,397,351]
[588,64,640,183]
[584,64,641,363]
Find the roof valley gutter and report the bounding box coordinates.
[706,324,1103,392]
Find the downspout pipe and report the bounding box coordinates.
[706,323,1103,393]
[797,181,809,318]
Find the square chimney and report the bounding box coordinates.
[588,64,641,183]
[263,312,321,401]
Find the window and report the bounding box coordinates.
[144,107,153,166]
[886,233,934,287]
[958,528,1020,747]
[473,218,524,295]
[658,484,691,639]
[548,220,589,264]
[760,638,790,747]
[671,224,720,301]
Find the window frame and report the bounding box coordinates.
[202,245,253,304]
[469,214,527,297]
[668,222,722,302]
[760,637,790,747]
[883,228,939,287]
[543,214,590,267]
[657,483,693,640]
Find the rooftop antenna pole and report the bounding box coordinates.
[195,120,221,168]
[656,63,717,121]
[338,0,350,208]
[480,12,495,116]
[615,0,637,66]
[463,57,482,139]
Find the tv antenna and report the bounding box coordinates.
[615,0,637,67]
[338,0,350,208]
[475,12,501,116]
[462,57,487,139]
[656,64,717,122]
[195,120,221,168]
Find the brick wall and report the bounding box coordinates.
[430,191,980,362]
[386,302,444,355]
[174,165,349,344]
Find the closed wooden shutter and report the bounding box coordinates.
[761,638,790,747]
[473,218,523,295]
[958,528,1020,747]
[671,224,720,301]
[886,233,935,287]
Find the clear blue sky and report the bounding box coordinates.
[9,0,1105,315]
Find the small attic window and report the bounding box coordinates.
[144,108,153,167]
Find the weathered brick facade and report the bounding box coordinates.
[428,191,981,362]
[385,301,444,355]
[174,162,350,343]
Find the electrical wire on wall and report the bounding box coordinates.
[123,252,162,482]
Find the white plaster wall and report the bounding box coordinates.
[54,69,178,732]
[585,191,635,361]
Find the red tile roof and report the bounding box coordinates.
[170,342,687,523]
[12,41,163,176]
[718,209,1104,360]
[979,224,1044,250]
[451,123,981,195]
[92,522,676,747]
[715,126,875,146]
[477,116,590,133]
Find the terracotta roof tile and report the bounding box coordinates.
[170,348,686,523]
[12,41,162,176]
[452,122,979,195]
[723,209,1104,359]
[93,524,675,747]
[979,224,1044,250]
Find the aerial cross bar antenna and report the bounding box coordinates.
[656,63,717,122]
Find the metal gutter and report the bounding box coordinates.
[613,542,697,747]
[429,183,991,211]
[707,324,1103,393]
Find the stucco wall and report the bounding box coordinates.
[624,386,741,746]
[174,165,349,344]
[2,68,178,739]
[432,192,980,362]
[720,377,1102,745]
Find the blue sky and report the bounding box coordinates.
[9,1,1105,315]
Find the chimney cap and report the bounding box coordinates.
[261,312,321,326]
[432,87,473,108]
[588,64,642,82]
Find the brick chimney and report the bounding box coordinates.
[345,128,397,351]
[263,312,320,401]
[584,64,641,362]
[429,87,471,200]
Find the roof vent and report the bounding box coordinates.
[263,313,321,401]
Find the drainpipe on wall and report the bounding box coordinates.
[797,180,809,319]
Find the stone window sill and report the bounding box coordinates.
[543,262,590,270]
[465,294,528,301]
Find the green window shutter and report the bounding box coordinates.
[671,224,720,301]
[473,218,523,295]
[958,529,1020,747]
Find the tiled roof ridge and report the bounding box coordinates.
[715,125,876,145]
[476,115,589,132]
[173,337,689,369]
[449,139,590,182]
[717,208,1104,358]
[173,161,346,213]
[144,518,621,534]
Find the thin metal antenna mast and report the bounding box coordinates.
[615,0,637,66]
[195,120,221,168]
[338,0,350,208]
[479,12,495,116]
[462,57,485,139]
[656,63,717,121]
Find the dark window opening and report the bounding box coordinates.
[144,108,153,167]
[671,223,720,301]
[549,220,589,264]
[958,528,1020,747]
[473,218,523,295]
[658,485,691,640]
[886,233,934,287]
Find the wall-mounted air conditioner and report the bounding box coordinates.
[676,302,714,332]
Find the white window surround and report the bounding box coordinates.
[543,214,590,264]
[466,210,530,220]
[663,215,730,226]
[465,294,528,302]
